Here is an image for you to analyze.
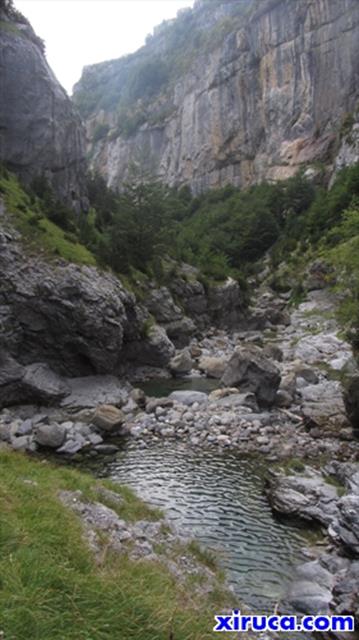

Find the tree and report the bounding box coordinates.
[106,165,177,274]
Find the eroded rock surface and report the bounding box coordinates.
[75,0,359,192]
[0,4,87,206]
[221,345,281,408]
[0,229,175,384]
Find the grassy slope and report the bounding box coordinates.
[0,450,230,640]
[0,172,96,266]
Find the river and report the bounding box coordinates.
[93,438,319,615]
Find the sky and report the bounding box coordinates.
[15,0,195,95]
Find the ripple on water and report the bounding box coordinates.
[99,440,315,614]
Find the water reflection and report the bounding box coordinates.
[99,440,317,614]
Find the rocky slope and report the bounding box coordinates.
[0,3,87,207]
[74,0,359,192]
[0,217,175,385]
[0,186,248,406]
[267,461,359,624]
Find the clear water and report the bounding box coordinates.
[99,439,318,615]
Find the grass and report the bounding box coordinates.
[0,171,96,266]
[0,450,231,640]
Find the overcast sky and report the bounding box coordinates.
[15,0,194,95]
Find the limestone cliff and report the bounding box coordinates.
[0,2,87,206]
[0,205,175,379]
[74,0,359,192]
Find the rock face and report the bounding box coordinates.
[266,469,340,527]
[169,276,246,330]
[344,375,359,436]
[0,227,175,382]
[268,463,359,622]
[221,345,281,407]
[0,4,87,206]
[0,351,70,409]
[74,0,359,193]
[335,494,359,556]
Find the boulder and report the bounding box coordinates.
[299,380,349,429]
[0,424,11,442]
[92,405,125,432]
[130,388,146,408]
[169,349,193,375]
[22,363,71,404]
[169,390,208,406]
[11,435,37,452]
[164,317,196,348]
[35,423,66,448]
[284,580,333,615]
[124,324,175,368]
[56,434,88,455]
[335,495,359,556]
[198,356,228,379]
[266,470,340,527]
[220,345,281,408]
[0,351,70,408]
[61,376,128,410]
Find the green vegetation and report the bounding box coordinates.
[268,163,359,346]
[0,168,97,265]
[2,157,359,345]
[0,449,229,640]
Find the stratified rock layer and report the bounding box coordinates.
[0,227,174,380]
[0,6,87,206]
[75,0,359,192]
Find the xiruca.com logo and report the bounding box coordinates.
[213,610,355,633]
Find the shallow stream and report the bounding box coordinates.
[95,439,319,615]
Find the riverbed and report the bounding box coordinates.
[93,439,319,615]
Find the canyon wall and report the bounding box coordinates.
[0,3,87,206]
[74,0,359,193]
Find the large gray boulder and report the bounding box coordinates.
[266,470,340,527]
[220,345,280,407]
[198,356,228,379]
[124,324,175,368]
[281,560,335,615]
[0,351,70,408]
[60,376,129,410]
[92,405,125,433]
[169,349,193,375]
[35,423,66,448]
